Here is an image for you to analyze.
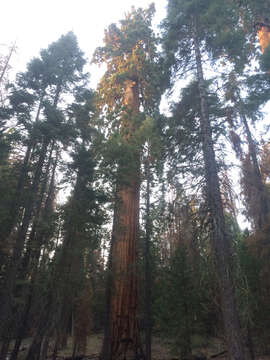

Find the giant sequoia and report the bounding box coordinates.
[93,6,163,360]
[1,2,270,359]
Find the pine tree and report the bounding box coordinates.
[25,87,106,360]
[162,1,245,358]
[0,32,88,358]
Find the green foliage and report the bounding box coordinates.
[162,0,248,77]
[153,243,214,357]
[1,2,270,357]
[166,79,227,187]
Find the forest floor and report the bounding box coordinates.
[13,333,270,360]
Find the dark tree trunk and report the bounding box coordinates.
[0,137,50,344]
[247,321,255,360]
[20,142,55,278]
[10,153,57,360]
[238,107,269,230]
[0,339,10,360]
[193,20,244,360]
[144,155,152,360]
[40,335,50,360]
[10,283,34,360]
[26,146,87,360]
[0,90,45,244]
[0,87,60,347]
[0,141,33,244]
[101,213,115,360]
[25,290,55,360]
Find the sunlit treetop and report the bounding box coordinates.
[93,4,166,116]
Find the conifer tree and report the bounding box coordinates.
[162,1,245,358]
[24,86,106,360]
[0,32,88,358]
[93,5,164,359]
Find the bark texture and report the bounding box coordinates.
[102,80,143,360]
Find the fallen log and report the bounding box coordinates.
[47,354,100,360]
[210,350,227,358]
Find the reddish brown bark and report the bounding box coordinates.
[257,24,270,53]
[256,20,270,72]
[102,80,143,360]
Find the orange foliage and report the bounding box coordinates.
[258,26,270,53]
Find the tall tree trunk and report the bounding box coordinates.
[0,137,50,357]
[101,211,115,360]
[0,142,32,245]
[238,106,269,230]
[193,20,244,360]
[0,90,45,244]
[20,142,56,278]
[26,147,88,360]
[0,43,16,84]
[0,86,60,347]
[10,150,58,360]
[144,154,152,360]
[101,80,143,360]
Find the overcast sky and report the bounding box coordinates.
[1,0,166,86]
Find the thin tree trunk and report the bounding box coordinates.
[0,142,33,244]
[40,335,50,360]
[238,106,269,230]
[193,19,244,360]
[0,339,10,360]
[0,86,60,346]
[10,153,57,360]
[144,154,152,360]
[20,142,55,278]
[101,211,115,360]
[247,321,255,360]
[26,145,86,360]
[0,138,50,356]
[10,279,34,360]
[0,90,45,244]
[25,290,55,360]
[0,43,16,84]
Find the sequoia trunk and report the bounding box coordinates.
[102,80,142,360]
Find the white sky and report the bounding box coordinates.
[1,0,166,86]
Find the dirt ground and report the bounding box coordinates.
[13,334,270,359]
